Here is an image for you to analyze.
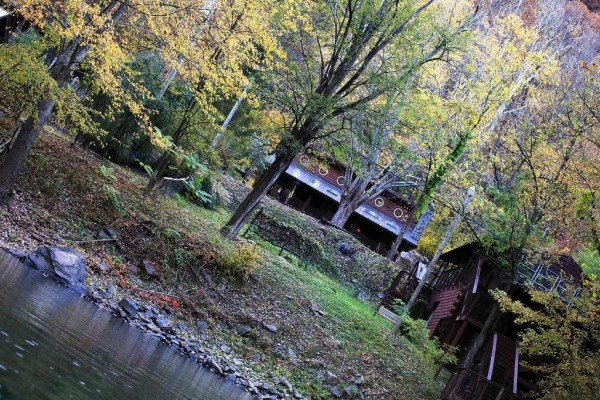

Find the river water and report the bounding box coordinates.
[0,251,251,400]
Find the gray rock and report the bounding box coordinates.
[343,385,361,398]
[176,322,187,332]
[154,316,174,332]
[127,264,139,275]
[279,378,293,391]
[263,323,277,333]
[287,348,297,359]
[324,371,339,385]
[226,373,237,382]
[119,298,139,315]
[329,386,343,398]
[237,325,252,336]
[273,345,287,357]
[96,262,110,273]
[219,344,230,353]
[353,375,364,385]
[356,292,369,301]
[24,246,87,293]
[98,227,119,240]
[196,320,209,331]
[141,259,160,279]
[310,302,326,316]
[106,282,115,297]
[207,358,223,375]
[2,248,26,259]
[337,242,353,255]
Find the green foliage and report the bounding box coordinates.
[409,299,430,320]
[576,246,600,277]
[184,177,214,207]
[99,165,117,182]
[493,283,600,400]
[392,298,456,365]
[104,185,123,214]
[221,242,263,282]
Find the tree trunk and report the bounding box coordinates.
[330,201,355,228]
[145,152,173,195]
[223,149,297,239]
[386,216,412,259]
[0,98,56,202]
[462,302,500,368]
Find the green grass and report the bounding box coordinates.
[157,196,447,398]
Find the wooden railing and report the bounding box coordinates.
[382,270,436,307]
[281,196,334,221]
[459,292,496,327]
[442,368,524,400]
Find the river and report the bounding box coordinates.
[0,250,251,400]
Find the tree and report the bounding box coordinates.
[325,93,419,229]
[0,0,184,202]
[144,0,284,193]
[222,0,476,239]
[493,279,600,400]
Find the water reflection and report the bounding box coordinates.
[0,251,251,400]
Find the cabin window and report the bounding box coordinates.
[336,176,346,185]
[300,155,309,165]
[319,167,329,175]
[393,208,404,218]
[375,197,384,207]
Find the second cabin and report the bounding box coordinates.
[268,153,434,256]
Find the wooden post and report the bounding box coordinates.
[386,213,413,260]
[391,187,475,335]
[301,193,313,211]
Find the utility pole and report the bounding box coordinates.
[211,81,251,147]
[155,0,218,100]
[391,186,475,335]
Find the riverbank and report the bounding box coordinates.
[0,129,448,399]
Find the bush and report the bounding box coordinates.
[409,299,429,320]
[392,299,456,365]
[221,243,262,282]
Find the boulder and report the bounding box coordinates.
[263,323,278,333]
[118,298,139,316]
[154,315,175,333]
[237,325,252,336]
[337,242,353,256]
[325,371,339,385]
[24,246,87,294]
[196,320,209,332]
[97,227,119,240]
[141,259,160,279]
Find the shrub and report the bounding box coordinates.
[221,242,263,282]
[104,185,124,214]
[392,299,456,365]
[409,299,429,320]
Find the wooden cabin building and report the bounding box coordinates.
[379,243,584,400]
[268,153,434,255]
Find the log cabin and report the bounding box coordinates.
[378,243,584,400]
[268,153,434,255]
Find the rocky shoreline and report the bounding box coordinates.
[2,246,317,400]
